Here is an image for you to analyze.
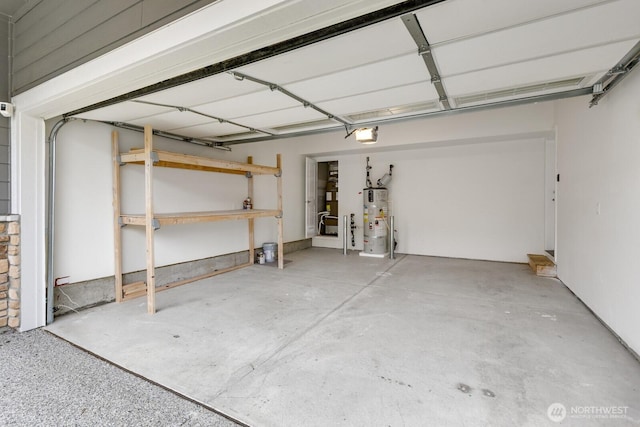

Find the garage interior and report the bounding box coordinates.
[3,0,640,425]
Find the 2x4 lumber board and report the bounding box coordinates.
[120,263,253,302]
[276,154,284,270]
[120,209,281,226]
[112,131,124,302]
[120,149,279,176]
[527,254,557,277]
[122,289,148,301]
[122,281,146,296]
[122,280,147,300]
[122,158,247,175]
[247,156,255,263]
[144,125,156,314]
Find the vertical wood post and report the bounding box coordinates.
[144,125,156,314]
[247,156,255,264]
[112,131,123,302]
[276,154,284,269]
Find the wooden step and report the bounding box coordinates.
[527,254,557,277]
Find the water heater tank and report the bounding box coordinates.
[363,188,388,255]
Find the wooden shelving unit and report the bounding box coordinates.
[112,125,284,314]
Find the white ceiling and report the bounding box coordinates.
[71,0,640,145]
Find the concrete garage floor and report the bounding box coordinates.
[47,248,640,426]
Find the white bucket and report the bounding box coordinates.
[263,242,277,263]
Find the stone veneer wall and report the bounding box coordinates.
[0,215,20,329]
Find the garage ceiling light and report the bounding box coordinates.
[355,126,378,144]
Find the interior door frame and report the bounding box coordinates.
[545,138,557,258]
[305,157,317,238]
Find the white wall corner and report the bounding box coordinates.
[12,113,47,330]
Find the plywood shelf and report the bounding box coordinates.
[121,149,280,176]
[112,125,284,314]
[120,209,281,226]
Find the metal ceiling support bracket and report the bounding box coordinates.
[607,67,627,76]
[590,40,640,107]
[245,172,252,178]
[100,120,232,151]
[132,100,275,136]
[230,72,352,126]
[150,151,159,164]
[219,87,592,145]
[63,0,446,118]
[402,13,451,110]
[152,219,160,231]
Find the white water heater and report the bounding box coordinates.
[362,188,388,256]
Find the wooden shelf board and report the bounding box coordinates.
[113,126,284,315]
[121,209,281,226]
[120,149,280,176]
[121,262,253,302]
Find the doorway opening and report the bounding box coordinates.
[544,139,556,260]
[317,161,339,236]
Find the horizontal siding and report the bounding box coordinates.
[12,0,218,95]
[0,16,8,98]
[14,0,138,71]
[14,0,96,41]
[14,0,100,53]
[1,16,10,214]
[0,126,9,215]
[13,1,142,74]
[141,0,202,27]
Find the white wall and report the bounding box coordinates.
[54,121,281,282]
[555,69,640,355]
[12,114,47,330]
[302,140,546,261]
[18,0,550,330]
[374,139,545,261]
[234,102,554,262]
[55,102,553,284]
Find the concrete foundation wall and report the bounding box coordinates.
[53,238,311,316]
